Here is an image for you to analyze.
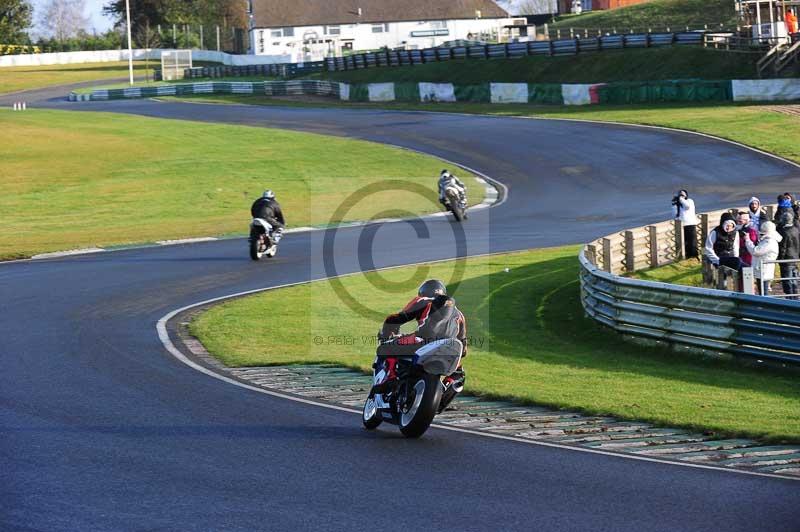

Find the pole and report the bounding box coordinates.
[216,25,221,51]
[200,25,204,49]
[125,0,134,86]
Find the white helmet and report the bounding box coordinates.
[262,189,275,200]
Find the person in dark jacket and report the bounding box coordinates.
[774,193,798,226]
[777,209,800,298]
[377,279,467,394]
[704,212,741,270]
[250,190,285,242]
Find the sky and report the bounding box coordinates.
[30,0,115,36]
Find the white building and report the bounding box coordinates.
[248,0,513,62]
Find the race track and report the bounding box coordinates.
[2,91,799,531]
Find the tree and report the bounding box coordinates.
[0,0,33,44]
[37,0,89,43]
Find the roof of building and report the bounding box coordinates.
[251,0,510,28]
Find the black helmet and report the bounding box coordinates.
[418,279,446,298]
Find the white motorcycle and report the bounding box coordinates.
[249,218,278,260]
[442,184,467,222]
[362,337,464,438]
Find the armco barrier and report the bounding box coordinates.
[323,32,707,73]
[580,203,800,364]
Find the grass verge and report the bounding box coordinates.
[629,258,703,286]
[0,109,482,260]
[312,48,759,85]
[0,61,162,95]
[549,0,736,32]
[191,247,800,442]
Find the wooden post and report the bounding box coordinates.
[675,219,685,260]
[765,204,775,221]
[699,214,709,254]
[602,238,613,273]
[624,231,635,272]
[586,244,598,266]
[648,225,659,268]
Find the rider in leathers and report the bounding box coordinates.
[377,279,467,403]
[250,190,285,243]
[438,170,467,211]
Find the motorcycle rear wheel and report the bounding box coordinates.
[399,374,442,438]
[249,238,264,261]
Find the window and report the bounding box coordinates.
[258,30,265,53]
[372,23,390,33]
[325,25,341,35]
[270,27,295,38]
[247,0,253,14]
[431,20,447,29]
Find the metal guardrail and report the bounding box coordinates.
[323,32,707,72]
[580,203,800,363]
[580,250,800,364]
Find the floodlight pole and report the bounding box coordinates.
[125,0,134,86]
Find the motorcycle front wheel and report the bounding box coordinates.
[362,396,382,430]
[399,374,443,438]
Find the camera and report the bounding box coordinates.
[671,196,680,207]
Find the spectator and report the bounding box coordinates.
[748,197,766,231]
[786,9,798,35]
[777,209,800,299]
[774,193,797,224]
[672,189,698,258]
[745,221,782,295]
[736,211,759,267]
[705,212,741,271]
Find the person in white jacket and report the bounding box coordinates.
[748,197,766,231]
[673,189,698,258]
[745,220,783,295]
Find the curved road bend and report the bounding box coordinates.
[1,93,798,531]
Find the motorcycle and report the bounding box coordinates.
[362,337,464,438]
[443,185,467,222]
[249,218,278,260]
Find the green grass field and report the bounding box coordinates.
[0,61,163,95]
[0,109,481,259]
[630,258,703,286]
[550,0,737,32]
[314,48,759,85]
[192,247,800,442]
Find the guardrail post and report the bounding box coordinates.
[765,205,775,221]
[625,231,635,272]
[675,219,685,260]
[602,238,613,273]
[648,225,659,268]
[699,213,710,251]
[586,244,598,266]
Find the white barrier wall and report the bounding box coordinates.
[367,83,396,102]
[490,83,528,103]
[732,79,800,102]
[418,83,456,103]
[0,48,291,68]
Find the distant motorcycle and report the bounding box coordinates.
[362,337,464,438]
[249,218,277,260]
[442,185,467,222]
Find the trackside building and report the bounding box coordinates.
[247,0,512,61]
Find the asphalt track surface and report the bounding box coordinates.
[2,87,800,531]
